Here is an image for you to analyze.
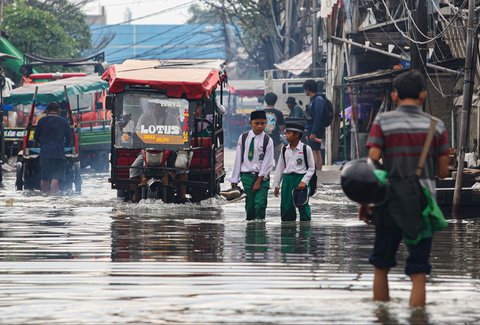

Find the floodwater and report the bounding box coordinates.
[1,149,480,324]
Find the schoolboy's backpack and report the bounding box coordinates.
[240,132,271,163]
[282,144,317,196]
[320,94,334,128]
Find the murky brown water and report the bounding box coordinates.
[1,150,480,324]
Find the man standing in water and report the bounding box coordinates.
[34,102,71,194]
[360,70,449,307]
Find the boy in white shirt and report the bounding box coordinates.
[230,110,275,220]
[274,120,315,221]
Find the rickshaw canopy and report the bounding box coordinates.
[4,75,109,105]
[102,59,227,99]
[228,79,264,97]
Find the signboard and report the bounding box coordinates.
[116,94,190,149]
[3,128,27,141]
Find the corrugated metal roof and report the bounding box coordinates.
[440,18,466,59]
[273,48,312,76]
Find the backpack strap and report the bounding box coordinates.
[415,118,438,177]
[262,133,270,155]
[240,131,249,163]
[282,145,287,165]
[303,144,309,170]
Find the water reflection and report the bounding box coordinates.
[280,221,312,256]
[374,304,431,325]
[1,167,480,324]
[111,214,225,262]
[245,221,269,259]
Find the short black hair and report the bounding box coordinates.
[303,79,318,93]
[392,70,426,100]
[46,102,61,113]
[264,92,278,106]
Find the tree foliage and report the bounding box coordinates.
[3,0,91,58]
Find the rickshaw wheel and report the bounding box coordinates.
[190,186,206,203]
[74,162,82,193]
[117,189,133,202]
[163,186,175,203]
[15,161,24,191]
[215,180,222,196]
[140,186,148,200]
[23,159,41,190]
[146,186,160,200]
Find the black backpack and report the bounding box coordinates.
[320,94,334,128]
[282,144,317,196]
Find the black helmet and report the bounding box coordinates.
[341,158,387,204]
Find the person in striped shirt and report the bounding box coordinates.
[360,70,449,307]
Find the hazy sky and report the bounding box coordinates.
[84,0,197,25]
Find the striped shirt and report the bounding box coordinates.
[366,105,449,196]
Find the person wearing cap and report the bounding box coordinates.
[230,110,275,220]
[34,101,72,194]
[286,96,305,120]
[273,119,315,221]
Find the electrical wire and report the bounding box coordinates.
[91,1,198,31]
[378,0,467,45]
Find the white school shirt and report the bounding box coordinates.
[230,130,275,183]
[273,141,316,188]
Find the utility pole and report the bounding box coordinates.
[452,0,477,218]
[284,0,291,60]
[312,0,318,78]
[409,0,428,74]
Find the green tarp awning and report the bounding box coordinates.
[4,75,109,105]
[0,37,25,79]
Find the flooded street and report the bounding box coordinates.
[1,149,480,324]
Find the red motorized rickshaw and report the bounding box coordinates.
[103,59,227,203]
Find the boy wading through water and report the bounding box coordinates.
[360,70,449,307]
[230,110,274,220]
[273,120,315,221]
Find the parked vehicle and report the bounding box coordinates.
[3,75,111,170]
[223,79,264,148]
[264,69,324,116]
[103,59,227,203]
[5,76,110,192]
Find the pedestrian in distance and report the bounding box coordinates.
[230,110,274,221]
[273,119,315,221]
[359,70,449,307]
[34,102,72,194]
[303,79,325,171]
[263,92,285,164]
[286,96,305,120]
